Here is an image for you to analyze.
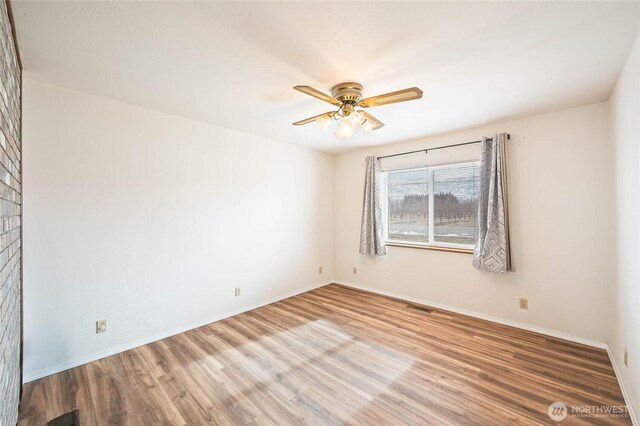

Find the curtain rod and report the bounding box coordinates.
[377,134,511,160]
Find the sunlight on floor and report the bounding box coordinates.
[195,318,416,420]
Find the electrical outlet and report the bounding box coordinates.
[318,266,323,274]
[624,348,628,367]
[96,320,107,334]
[235,287,241,297]
[519,298,528,310]
[353,267,358,275]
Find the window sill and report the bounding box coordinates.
[385,242,473,254]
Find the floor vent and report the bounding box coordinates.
[407,304,433,313]
[47,409,80,426]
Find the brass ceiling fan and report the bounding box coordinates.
[292,82,423,138]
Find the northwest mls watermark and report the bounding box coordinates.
[548,402,629,422]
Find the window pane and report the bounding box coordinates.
[433,164,479,246]
[387,170,429,244]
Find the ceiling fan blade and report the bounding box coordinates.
[358,87,423,108]
[292,111,334,126]
[293,85,342,106]
[362,111,385,130]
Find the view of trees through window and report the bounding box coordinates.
[387,170,429,244]
[387,163,480,247]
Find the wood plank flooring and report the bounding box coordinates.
[18,284,631,425]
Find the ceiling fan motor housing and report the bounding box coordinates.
[331,82,363,103]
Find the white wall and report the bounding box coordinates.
[22,78,334,381]
[610,34,640,417]
[334,102,615,344]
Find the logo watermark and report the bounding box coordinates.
[548,402,567,422]
[548,402,629,422]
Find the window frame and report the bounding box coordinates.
[382,160,480,253]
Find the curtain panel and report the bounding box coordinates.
[473,133,513,273]
[359,156,387,256]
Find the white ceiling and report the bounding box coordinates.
[11,1,640,153]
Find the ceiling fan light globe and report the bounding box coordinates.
[349,110,365,125]
[315,114,331,131]
[336,118,357,139]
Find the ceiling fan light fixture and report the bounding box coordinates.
[362,119,374,134]
[349,110,365,125]
[315,114,332,131]
[336,117,358,139]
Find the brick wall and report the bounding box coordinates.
[0,0,21,424]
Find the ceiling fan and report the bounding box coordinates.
[292,82,423,138]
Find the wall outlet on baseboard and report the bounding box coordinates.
[519,298,528,310]
[353,267,358,275]
[318,266,323,274]
[624,348,628,367]
[235,287,241,297]
[96,320,107,334]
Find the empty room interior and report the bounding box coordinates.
[1,0,640,424]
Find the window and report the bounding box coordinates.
[385,162,480,250]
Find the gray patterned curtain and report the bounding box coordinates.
[359,156,387,256]
[473,133,512,272]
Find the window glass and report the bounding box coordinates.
[385,162,480,249]
[387,169,429,244]
[433,164,480,246]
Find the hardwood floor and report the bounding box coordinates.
[19,284,630,425]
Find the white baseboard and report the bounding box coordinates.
[335,281,640,424]
[23,280,334,383]
[335,280,607,349]
[606,345,638,426]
